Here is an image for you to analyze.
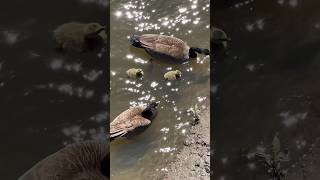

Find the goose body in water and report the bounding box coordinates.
[54,22,105,52]
[18,141,109,180]
[110,102,159,141]
[130,34,210,62]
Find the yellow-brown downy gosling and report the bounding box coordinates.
[164,70,182,80]
[130,34,210,62]
[126,68,144,79]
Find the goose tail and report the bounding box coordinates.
[129,35,144,48]
[110,129,127,141]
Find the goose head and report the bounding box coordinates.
[141,102,159,120]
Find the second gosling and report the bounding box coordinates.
[164,70,182,80]
[126,68,144,79]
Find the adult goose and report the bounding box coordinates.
[130,34,209,62]
[110,102,159,141]
[54,22,105,52]
[18,141,109,180]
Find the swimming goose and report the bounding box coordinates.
[18,141,109,180]
[130,34,209,62]
[110,102,159,141]
[54,22,105,52]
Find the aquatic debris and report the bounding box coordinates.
[126,68,144,79]
[255,133,289,180]
[164,70,182,80]
[186,104,201,125]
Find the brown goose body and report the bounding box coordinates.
[131,34,192,62]
[18,141,108,180]
[110,106,152,140]
[54,22,105,51]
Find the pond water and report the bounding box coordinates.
[0,0,107,179]
[213,0,320,179]
[110,0,210,179]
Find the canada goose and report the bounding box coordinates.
[18,141,109,180]
[164,70,182,80]
[54,22,105,52]
[130,34,210,62]
[110,102,159,141]
[126,68,144,79]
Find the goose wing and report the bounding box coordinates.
[139,34,189,59]
[110,107,151,138]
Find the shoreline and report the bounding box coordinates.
[154,108,211,180]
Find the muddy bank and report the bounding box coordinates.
[152,107,210,180]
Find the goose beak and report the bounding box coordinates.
[154,101,160,107]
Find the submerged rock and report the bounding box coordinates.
[164,70,182,81]
[126,68,144,79]
[53,22,105,52]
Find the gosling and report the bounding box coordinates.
[164,70,182,80]
[126,68,144,79]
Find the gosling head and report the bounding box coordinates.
[85,23,105,35]
[175,70,182,79]
[136,69,144,78]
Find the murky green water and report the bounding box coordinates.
[0,0,107,179]
[110,0,210,179]
[213,0,320,179]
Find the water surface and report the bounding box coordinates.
[110,0,210,179]
[0,0,107,179]
[213,0,320,179]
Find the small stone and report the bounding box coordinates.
[205,165,210,173]
[184,139,192,146]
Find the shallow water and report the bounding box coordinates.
[0,0,107,179]
[213,0,320,179]
[110,0,210,179]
